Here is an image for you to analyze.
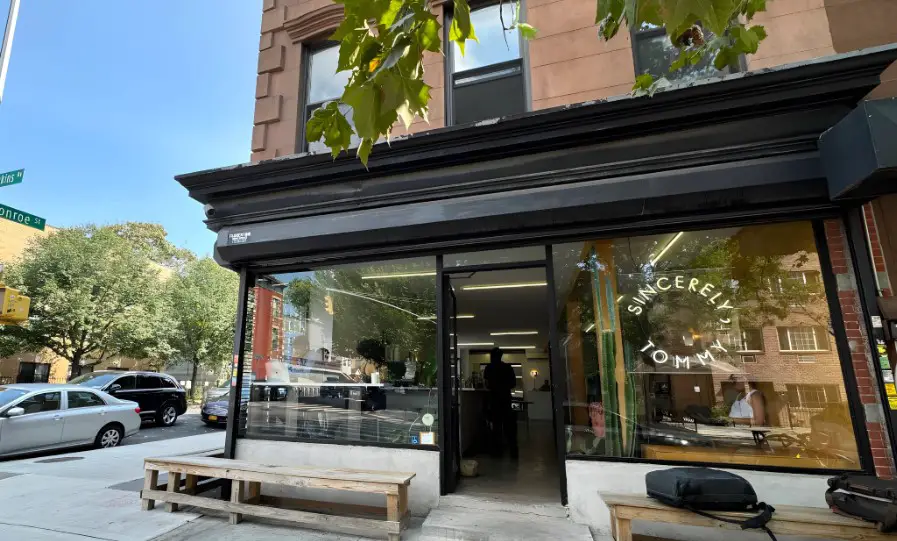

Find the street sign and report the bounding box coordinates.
[0,202,45,230]
[0,169,23,188]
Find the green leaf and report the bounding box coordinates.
[306,102,354,158]
[343,83,379,140]
[730,25,759,54]
[633,73,655,92]
[374,34,411,76]
[337,30,365,72]
[379,0,404,28]
[449,0,478,55]
[306,108,328,143]
[419,16,442,52]
[743,0,767,18]
[517,23,538,40]
[713,45,740,70]
[330,16,360,42]
[751,25,767,41]
[357,138,374,167]
[637,0,664,26]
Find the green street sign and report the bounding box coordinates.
[0,169,24,188]
[0,203,45,231]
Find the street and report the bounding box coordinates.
[124,409,222,446]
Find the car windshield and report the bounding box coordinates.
[0,387,29,408]
[68,372,119,388]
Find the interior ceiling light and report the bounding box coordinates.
[462,282,547,291]
[490,331,539,336]
[361,271,436,280]
[458,342,494,347]
[649,231,684,266]
[417,314,475,320]
[499,345,537,349]
[584,323,596,332]
[616,295,625,303]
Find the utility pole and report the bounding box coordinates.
[0,0,22,104]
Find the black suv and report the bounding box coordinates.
[69,370,188,426]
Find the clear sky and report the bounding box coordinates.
[0,1,262,255]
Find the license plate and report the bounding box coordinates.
[208,415,218,421]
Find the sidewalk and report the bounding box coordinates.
[0,432,224,540]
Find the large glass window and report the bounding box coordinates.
[633,24,732,83]
[553,221,861,470]
[450,2,526,125]
[242,257,439,447]
[303,44,359,153]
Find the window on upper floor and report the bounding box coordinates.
[449,2,526,126]
[633,23,733,83]
[302,43,360,153]
[777,326,831,352]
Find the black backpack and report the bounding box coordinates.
[646,467,777,540]
[826,474,897,532]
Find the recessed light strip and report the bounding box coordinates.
[361,271,437,280]
[499,345,537,349]
[417,314,475,320]
[458,342,494,347]
[649,231,684,266]
[490,331,539,336]
[463,282,547,291]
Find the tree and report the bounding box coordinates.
[164,258,239,399]
[309,0,770,164]
[105,222,196,272]
[0,225,170,378]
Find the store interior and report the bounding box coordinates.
[448,267,560,502]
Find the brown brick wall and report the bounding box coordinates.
[252,0,895,159]
[825,218,895,477]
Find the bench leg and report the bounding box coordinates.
[141,469,159,511]
[247,481,261,504]
[230,479,244,525]
[185,474,198,495]
[612,510,632,541]
[398,484,409,524]
[165,472,182,513]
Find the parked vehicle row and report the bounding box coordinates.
[0,370,193,459]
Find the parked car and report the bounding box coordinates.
[0,384,141,458]
[201,387,249,427]
[69,371,187,426]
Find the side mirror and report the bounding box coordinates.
[5,407,25,418]
[108,384,122,393]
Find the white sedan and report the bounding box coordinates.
[0,383,141,458]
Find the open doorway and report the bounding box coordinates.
[445,266,559,502]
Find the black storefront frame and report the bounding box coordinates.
[224,210,879,499]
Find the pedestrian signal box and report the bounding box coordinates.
[0,286,30,323]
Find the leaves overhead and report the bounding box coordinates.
[314,0,769,162]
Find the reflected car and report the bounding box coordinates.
[0,384,141,458]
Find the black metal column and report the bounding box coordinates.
[544,245,568,505]
[224,267,253,459]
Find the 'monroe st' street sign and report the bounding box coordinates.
[0,169,24,188]
[0,203,45,231]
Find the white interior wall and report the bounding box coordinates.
[568,460,833,541]
[235,438,440,516]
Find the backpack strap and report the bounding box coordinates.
[685,503,777,541]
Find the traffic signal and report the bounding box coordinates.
[0,285,30,324]
[324,295,334,315]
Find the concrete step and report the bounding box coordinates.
[436,493,569,519]
[420,499,592,541]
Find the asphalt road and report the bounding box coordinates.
[122,410,223,446]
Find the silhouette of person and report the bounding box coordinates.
[483,347,518,458]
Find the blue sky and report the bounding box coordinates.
[0,1,262,255]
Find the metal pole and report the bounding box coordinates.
[0,0,22,104]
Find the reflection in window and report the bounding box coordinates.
[450,3,525,125]
[242,257,439,446]
[552,221,860,470]
[304,44,360,153]
[633,24,728,82]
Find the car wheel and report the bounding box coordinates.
[157,403,178,426]
[95,424,123,449]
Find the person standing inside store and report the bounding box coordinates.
[483,347,518,458]
[728,375,767,426]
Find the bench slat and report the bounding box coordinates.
[602,493,877,529]
[141,489,401,535]
[145,456,415,486]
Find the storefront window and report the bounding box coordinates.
[241,257,439,447]
[552,221,861,470]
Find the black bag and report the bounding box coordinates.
[826,474,897,532]
[646,467,777,540]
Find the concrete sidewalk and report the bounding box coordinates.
[0,432,224,540]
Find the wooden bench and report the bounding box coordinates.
[140,455,415,540]
[602,493,895,541]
